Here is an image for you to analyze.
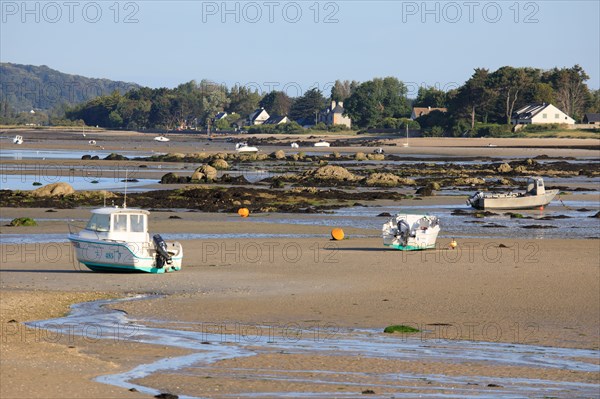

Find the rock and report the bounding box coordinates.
[104,153,129,161]
[210,159,229,170]
[194,165,217,181]
[160,173,183,184]
[514,165,527,173]
[303,165,357,182]
[81,154,91,160]
[415,186,434,196]
[32,182,75,197]
[497,178,512,185]
[497,163,512,173]
[428,181,442,190]
[190,152,208,160]
[9,217,37,226]
[154,394,179,399]
[168,215,181,219]
[355,152,367,161]
[271,150,286,160]
[214,152,227,160]
[190,171,205,181]
[377,212,392,217]
[366,173,416,187]
[367,153,385,161]
[219,174,249,184]
[590,211,600,218]
[331,152,341,159]
[526,158,537,166]
[454,177,485,186]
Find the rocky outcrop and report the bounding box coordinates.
[271,150,286,160]
[303,166,357,182]
[366,173,416,187]
[497,163,512,173]
[31,183,75,197]
[192,165,218,181]
[210,159,229,170]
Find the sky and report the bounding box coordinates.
[1,0,599,97]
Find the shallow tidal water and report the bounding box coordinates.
[27,297,600,398]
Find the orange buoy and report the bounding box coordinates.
[238,208,250,218]
[331,228,345,241]
[449,238,457,249]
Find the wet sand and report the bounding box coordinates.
[1,132,599,397]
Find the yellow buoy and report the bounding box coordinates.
[331,228,345,241]
[238,208,250,218]
[449,238,457,249]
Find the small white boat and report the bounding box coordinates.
[68,207,183,273]
[467,177,558,210]
[235,142,259,153]
[13,135,23,145]
[314,140,330,148]
[383,214,440,251]
[290,142,299,149]
[88,140,96,145]
[373,147,385,154]
[154,136,170,142]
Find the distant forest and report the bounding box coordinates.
[1,63,599,137]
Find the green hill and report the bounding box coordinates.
[0,62,140,112]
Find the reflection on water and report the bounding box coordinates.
[28,297,600,399]
[0,174,157,192]
[252,202,600,240]
[0,149,160,160]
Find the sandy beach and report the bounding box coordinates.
[1,132,599,398]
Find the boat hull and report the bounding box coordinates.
[470,190,558,210]
[68,236,182,273]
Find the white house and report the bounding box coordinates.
[247,108,270,125]
[511,103,575,125]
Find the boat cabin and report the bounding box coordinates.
[82,207,150,242]
[526,177,546,196]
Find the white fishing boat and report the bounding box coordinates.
[154,135,170,142]
[13,135,23,145]
[68,207,183,273]
[467,177,558,210]
[235,142,259,153]
[314,140,330,147]
[383,213,440,251]
[290,142,299,148]
[88,140,96,145]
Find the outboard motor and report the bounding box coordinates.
[153,234,172,268]
[396,219,411,245]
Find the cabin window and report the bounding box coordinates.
[542,113,547,119]
[114,214,128,232]
[86,214,110,232]
[130,214,145,232]
[555,114,559,119]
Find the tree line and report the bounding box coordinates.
[3,65,599,135]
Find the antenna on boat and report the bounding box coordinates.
[123,169,128,208]
[103,190,106,208]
